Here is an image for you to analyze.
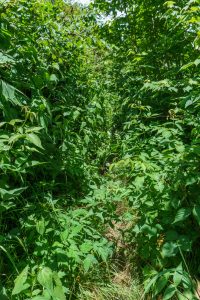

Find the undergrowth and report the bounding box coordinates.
[0,0,200,299]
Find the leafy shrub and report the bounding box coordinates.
[95,0,200,298]
[0,0,117,298]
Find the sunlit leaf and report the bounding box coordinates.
[12,266,29,295]
[37,267,53,293]
[26,133,44,149]
[163,285,176,300]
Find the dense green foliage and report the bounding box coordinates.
[94,0,200,298]
[0,1,119,298]
[0,0,200,299]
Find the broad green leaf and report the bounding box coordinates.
[194,59,200,66]
[53,286,65,300]
[141,224,157,237]
[12,265,29,295]
[173,208,191,224]
[26,133,44,149]
[173,271,182,287]
[163,285,176,300]
[134,176,145,189]
[49,74,58,82]
[1,80,21,105]
[154,275,169,296]
[175,143,185,153]
[80,242,93,253]
[52,273,65,300]
[32,289,41,296]
[36,219,46,235]
[173,263,183,287]
[43,290,52,299]
[37,267,53,293]
[162,242,178,257]
[9,119,23,126]
[185,99,194,108]
[0,187,27,200]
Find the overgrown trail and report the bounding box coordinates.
[0,0,200,299]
